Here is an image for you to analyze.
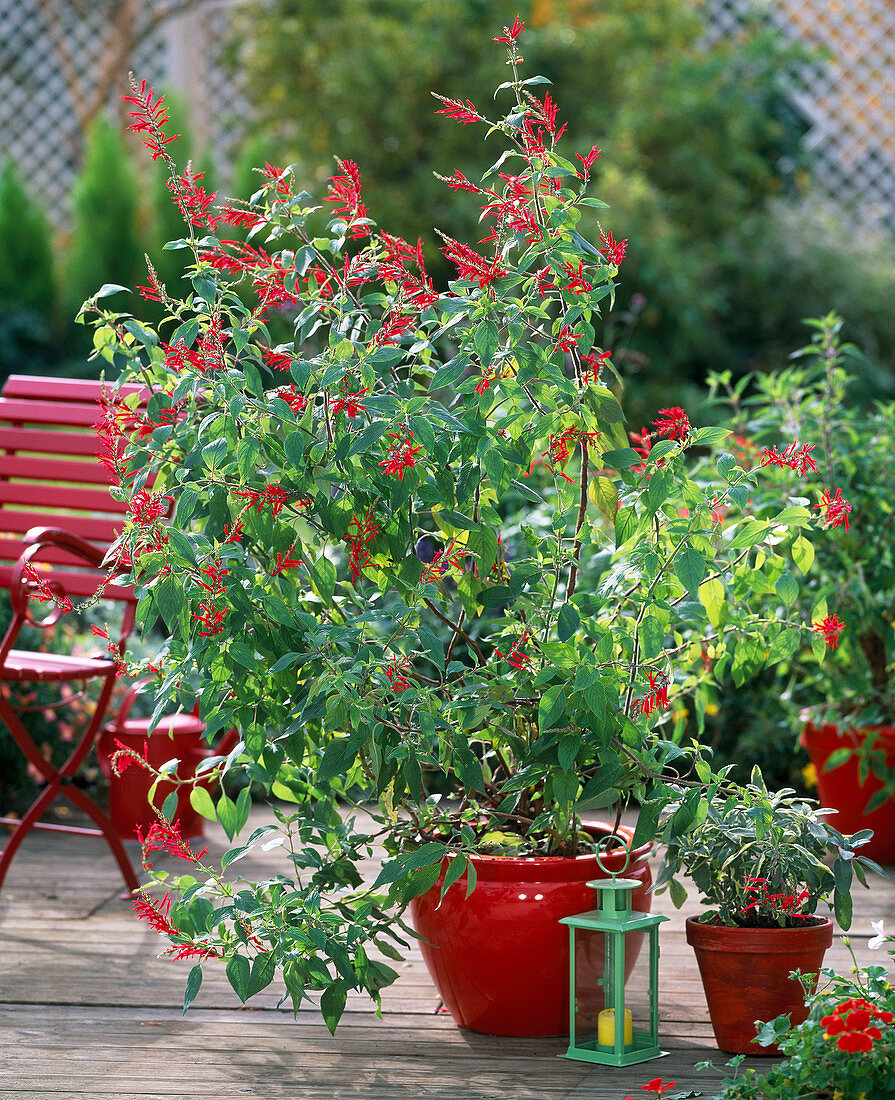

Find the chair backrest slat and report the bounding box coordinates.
[0,376,149,606]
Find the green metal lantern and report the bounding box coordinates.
[559,842,669,1066]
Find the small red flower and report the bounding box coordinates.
[814,487,852,533]
[632,672,669,718]
[379,433,422,481]
[598,230,627,266]
[133,892,178,935]
[495,631,531,670]
[575,145,601,179]
[759,441,818,476]
[345,512,380,583]
[137,819,208,868]
[385,655,412,692]
[552,324,583,355]
[812,614,845,649]
[439,234,507,289]
[262,347,293,372]
[121,78,179,161]
[128,490,174,525]
[652,407,690,440]
[493,15,525,43]
[434,96,485,126]
[331,387,369,418]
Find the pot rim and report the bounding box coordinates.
[455,820,652,880]
[685,914,834,952]
[801,721,895,750]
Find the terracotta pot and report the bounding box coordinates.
[409,822,652,1036]
[686,916,833,1055]
[801,722,895,864]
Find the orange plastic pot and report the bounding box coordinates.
[686,916,833,1055]
[409,822,652,1036]
[801,722,895,864]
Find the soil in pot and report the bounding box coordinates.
[409,821,653,1037]
[801,722,895,864]
[686,915,833,1055]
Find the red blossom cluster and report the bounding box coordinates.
[812,613,845,649]
[325,158,369,240]
[542,425,599,482]
[233,484,291,519]
[379,433,422,480]
[122,79,178,161]
[331,383,369,419]
[740,877,811,920]
[581,349,612,384]
[434,96,486,126]
[89,623,127,675]
[495,631,531,669]
[20,562,73,614]
[261,347,293,372]
[439,233,508,290]
[760,441,818,476]
[493,15,525,43]
[345,512,379,583]
[128,490,174,526]
[821,997,894,1053]
[137,818,208,870]
[598,230,627,267]
[194,557,229,638]
[575,144,601,179]
[270,547,304,577]
[632,672,669,718]
[652,406,691,441]
[624,1080,675,1100]
[552,324,583,355]
[420,540,465,584]
[108,734,150,778]
[385,655,412,693]
[815,487,852,533]
[166,167,220,230]
[133,891,178,935]
[273,385,309,414]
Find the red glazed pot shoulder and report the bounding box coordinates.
[410,822,653,1037]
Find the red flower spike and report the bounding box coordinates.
[133,892,178,935]
[262,347,293,372]
[632,672,670,718]
[345,512,380,583]
[121,78,179,161]
[759,441,818,477]
[434,96,485,126]
[385,655,413,693]
[493,15,525,43]
[495,631,531,670]
[812,613,845,650]
[598,230,628,266]
[331,387,369,418]
[439,234,507,289]
[137,819,208,866]
[815,487,852,533]
[575,145,601,178]
[378,433,422,481]
[652,407,690,440]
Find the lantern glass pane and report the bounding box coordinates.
[572,926,606,1041]
[622,936,654,1043]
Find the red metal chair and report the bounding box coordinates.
[0,376,147,895]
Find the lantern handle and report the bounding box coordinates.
[594,832,631,878]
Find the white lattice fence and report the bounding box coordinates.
[0,0,246,223]
[1,0,892,233]
[702,0,895,232]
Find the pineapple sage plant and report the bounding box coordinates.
[81,17,839,1030]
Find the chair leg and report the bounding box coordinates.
[0,679,140,896]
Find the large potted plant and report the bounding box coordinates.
[709,315,895,862]
[74,17,846,1035]
[657,770,880,1055]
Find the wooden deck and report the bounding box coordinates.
[1,808,892,1100]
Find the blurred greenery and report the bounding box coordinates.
[225,0,893,413]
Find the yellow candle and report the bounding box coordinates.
[597,1007,633,1046]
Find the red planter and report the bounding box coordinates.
[686,916,833,1055]
[97,714,236,840]
[409,823,652,1036]
[801,722,895,864]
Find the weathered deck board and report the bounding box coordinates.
[1,810,892,1099]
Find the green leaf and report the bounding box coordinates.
[774,573,799,608]
[698,577,725,628]
[217,793,239,841]
[310,554,337,605]
[161,791,179,820]
[320,982,347,1035]
[226,953,251,1003]
[556,603,580,643]
[538,684,567,734]
[792,535,814,574]
[602,448,641,470]
[439,856,468,904]
[675,548,706,598]
[588,475,618,519]
[668,877,688,909]
[638,614,665,659]
[728,520,769,549]
[692,427,732,446]
[189,786,218,822]
[248,952,277,997]
[183,964,202,1014]
[474,319,499,368]
[94,283,130,299]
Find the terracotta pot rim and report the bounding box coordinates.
[686,914,834,952]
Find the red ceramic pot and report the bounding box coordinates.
[409,822,652,1036]
[686,916,833,1055]
[97,715,237,840]
[801,722,895,864]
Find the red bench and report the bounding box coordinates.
[0,375,145,895]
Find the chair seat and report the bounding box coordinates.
[0,649,116,682]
